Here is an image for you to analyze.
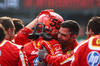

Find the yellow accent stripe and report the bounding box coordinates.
[0,40,6,46]
[20,50,26,66]
[34,39,55,55]
[60,54,74,65]
[34,40,39,49]
[45,40,55,55]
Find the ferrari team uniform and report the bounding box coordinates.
[72,34,100,66]
[44,40,78,66]
[0,39,28,66]
[14,27,32,45]
[14,27,63,66]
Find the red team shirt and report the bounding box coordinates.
[14,27,33,45]
[23,37,63,66]
[72,34,100,66]
[0,39,28,66]
[51,35,100,66]
[43,40,78,66]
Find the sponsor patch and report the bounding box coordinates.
[87,51,100,66]
[33,57,41,66]
[31,50,37,55]
[96,38,100,45]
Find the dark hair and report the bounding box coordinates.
[61,20,79,36]
[0,16,14,31]
[87,16,100,35]
[12,18,24,34]
[0,24,6,42]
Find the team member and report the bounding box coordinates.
[0,17,28,66]
[14,9,64,66]
[71,16,100,66]
[38,16,100,66]
[57,20,79,54]
[38,20,80,66]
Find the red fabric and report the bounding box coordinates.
[0,39,28,66]
[45,50,74,66]
[39,39,63,55]
[45,40,78,66]
[72,34,100,66]
[23,37,63,66]
[14,27,32,45]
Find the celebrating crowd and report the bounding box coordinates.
[0,9,100,66]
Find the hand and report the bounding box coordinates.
[37,61,47,66]
[38,45,48,59]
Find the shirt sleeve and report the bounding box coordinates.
[45,51,74,66]
[14,27,32,45]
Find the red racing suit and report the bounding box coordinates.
[14,27,33,45]
[14,27,63,66]
[71,34,100,66]
[23,37,63,66]
[44,40,78,66]
[0,39,28,66]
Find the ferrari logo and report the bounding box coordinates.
[96,39,100,45]
[37,41,40,46]
[66,50,72,54]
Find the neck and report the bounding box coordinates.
[62,40,75,51]
[62,45,71,51]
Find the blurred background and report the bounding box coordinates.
[0,0,100,43]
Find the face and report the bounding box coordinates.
[58,27,72,47]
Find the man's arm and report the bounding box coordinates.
[14,18,38,45]
[38,45,74,66]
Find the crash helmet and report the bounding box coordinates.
[37,9,64,39]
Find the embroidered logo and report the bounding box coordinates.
[37,41,40,46]
[33,57,41,66]
[31,50,37,55]
[96,38,100,45]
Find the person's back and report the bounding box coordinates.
[72,16,100,66]
[72,34,100,66]
[0,40,25,66]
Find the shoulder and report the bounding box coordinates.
[74,39,88,53]
[6,40,22,49]
[42,39,60,46]
[88,35,100,50]
[23,41,36,53]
